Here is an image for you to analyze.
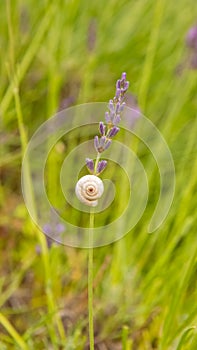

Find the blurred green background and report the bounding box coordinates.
[0,0,197,349]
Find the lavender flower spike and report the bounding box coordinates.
[82,73,129,180]
[97,160,107,175]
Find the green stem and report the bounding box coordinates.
[94,152,101,175]
[88,209,95,350]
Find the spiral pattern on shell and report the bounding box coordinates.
[75,175,104,207]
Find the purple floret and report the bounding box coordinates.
[186,26,197,49]
[108,126,120,138]
[99,122,106,136]
[97,160,107,174]
[86,158,94,172]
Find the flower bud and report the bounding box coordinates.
[115,88,121,99]
[121,72,126,80]
[108,126,120,138]
[105,111,111,123]
[97,160,107,174]
[99,122,106,135]
[113,114,121,125]
[116,79,121,89]
[104,139,112,150]
[86,158,94,173]
[94,135,99,152]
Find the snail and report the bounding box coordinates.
[75,175,104,207]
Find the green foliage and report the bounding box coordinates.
[0,0,197,348]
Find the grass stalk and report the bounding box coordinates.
[0,313,28,350]
[138,0,165,110]
[6,3,66,340]
[1,3,54,120]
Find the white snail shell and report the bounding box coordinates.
[75,175,104,207]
